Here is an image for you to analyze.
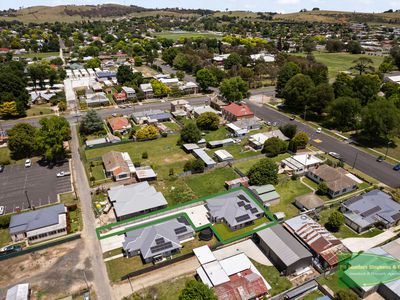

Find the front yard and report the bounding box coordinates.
[233,152,290,174]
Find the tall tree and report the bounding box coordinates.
[276,62,301,97]
[117,65,134,85]
[224,52,242,70]
[220,77,249,102]
[309,83,334,115]
[7,123,38,159]
[351,57,375,75]
[390,46,400,69]
[352,74,381,106]
[247,158,278,186]
[80,109,104,135]
[179,280,217,300]
[196,69,217,91]
[180,122,201,144]
[282,74,315,109]
[196,112,219,131]
[332,73,353,98]
[329,97,362,131]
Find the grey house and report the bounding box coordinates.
[341,189,400,233]
[122,216,194,263]
[255,224,312,275]
[205,190,264,231]
[9,204,67,244]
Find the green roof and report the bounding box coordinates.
[252,184,275,195]
[260,191,280,202]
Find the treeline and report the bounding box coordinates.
[63,5,147,18]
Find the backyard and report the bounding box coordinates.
[233,153,290,174]
[318,272,360,299]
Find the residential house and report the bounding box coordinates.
[9,204,67,244]
[295,193,324,212]
[307,165,358,198]
[281,154,323,175]
[108,181,167,221]
[107,117,132,134]
[160,77,179,86]
[122,216,194,263]
[91,82,103,92]
[255,224,313,275]
[192,105,219,118]
[140,83,154,98]
[250,184,280,206]
[86,92,109,107]
[30,91,56,104]
[222,103,254,122]
[248,130,289,150]
[122,86,136,100]
[226,117,261,137]
[250,53,275,62]
[132,110,172,124]
[284,215,348,269]
[113,91,128,103]
[341,189,400,233]
[205,190,264,231]
[179,82,198,94]
[0,130,8,145]
[171,99,189,112]
[102,151,135,181]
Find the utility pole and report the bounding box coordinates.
[82,270,90,291]
[304,104,307,122]
[24,190,32,209]
[385,141,392,160]
[352,152,359,169]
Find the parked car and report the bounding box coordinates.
[83,291,90,300]
[329,152,341,159]
[24,159,32,167]
[377,156,384,162]
[290,115,295,120]
[0,165,4,172]
[393,164,400,171]
[0,245,22,255]
[57,171,71,177]
[0,206,4,215]
[316,127,322,134]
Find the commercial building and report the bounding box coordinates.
[9,204,67,244]
[206,190,264,231]
[341,189,400,233]
[108,181,167,221]
[307,165,358,198]
[122,216,194,263]
[255,224,313,275]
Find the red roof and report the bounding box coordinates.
[0,48,10,53]
[108,117,130,131]
[214,269,268,300]
[113,92,127,101]
[222,103,254,118]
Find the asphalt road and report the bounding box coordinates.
[0,161,71,214]
[246,100,400,188]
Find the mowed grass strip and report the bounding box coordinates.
[212,216,270,240]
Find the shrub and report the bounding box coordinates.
[142,151,148,159]
[247,158,278,186]
[326,211,344,232]
[317,182,328,195]
[136,125,159,140]
[0,215,11,229]
[196,112,219,131]
[161,132,168,137]
[262,137,288,157]
[184,159,205,173]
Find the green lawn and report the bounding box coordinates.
[301,177,319,190]
[251,259,292,296]
[232,153,291,174]
[209,143,260,160]
[18,51,59,58]
[299,290,324,300]
[68,208,82,233]
[26,104,53,117]
[85,135,192,180]
[203,127,229,141]
[152,177,197,206]
[269,177,313,219]
[318,272,360,299]
[103,247,124,259]
[0,228,11,248]
[319,207,383,239]
[292,52,384,79]
[212,216,270,241]
[184,167,238,198]
[163,121,181,132]
[0,147,11,164]
[59,192,78,206]
[367,136,400,162]
[90,164,106,181]
[153,31,222,41]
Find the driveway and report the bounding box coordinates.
[342,228,398,252]
[0,161,71,214]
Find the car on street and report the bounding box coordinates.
[111,113,117,117]
[0,206,4,215]
[316,127,322,134]
[290,115,295,120]
[377,156,384,162]
[0,245,22,255]
[24,159,32,167]
[329,152,341,159]
[394,164,400,171]
[266,121,271,126]
[0,165,4,172]
[57,171,71,177]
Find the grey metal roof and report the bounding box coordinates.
[193,149,216,166]
[6,283,29,300]
[207,138,235,148]
[108,182,167,218]
[342,189,400,228]
[9,204,66,235]
[206,190,263,228]
[122,216,193,260]
[256,224,312,268]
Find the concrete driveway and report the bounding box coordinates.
[342,227,399,252]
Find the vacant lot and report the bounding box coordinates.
[293,52,384,79]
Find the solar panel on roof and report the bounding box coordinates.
[150,241,173,253]
[235,214,251,223]
[155,238,165,245]
[177,216,190,226]
[238,201,245,207]
[244,204,252,210]
[174,227,188,234]
[361,206,381,217]
[238,195,250,202]
[250,208,259,214]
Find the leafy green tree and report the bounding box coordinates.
[390,46,400,69]
[282,74,315,109]
[0,101,19,118]
[220,77,249,102]
[176,71,185,81]
[135,125,159,140]
[381,82,400,98]
[50,57,64,66]
[351,57,375,75]
[326,211,344,232]
[180,122,201,143]
[196,112,219,131]
[224,52,242,70]
[80,109,104,135]
[288,140,298,153]
[196,69,217,91]
[347,40,363,54]
[173,53,191,72]
[247,158,278,186]
[361,98,400,141]
[292,131,309,148]
[352,74,381,106]
[179,280,217,300]
[117,65,134,85]
[326,39,345,52]
[84,58,101,69]
[276,62,301,97]
[134,56,143,67]
[329,97,362,131]
[379,56,394,73]
[27,62,52,89]
[332,73,353,98]
[317,182,328,195]
[150,80,171,96]
[35,116,71,162]
[309,83,334,115]
[162,47,178,65]
[8,123,38,159]
[279,124,297,139]
[183,159,205,173]
[0,72,28,117]
[262,137,288,157]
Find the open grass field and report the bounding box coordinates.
[292,52,384,79]
[269,177,313,219]
[153,31,223,41]
[18,52,59,59]
[184,167,238,198]
[213,216,270,240]
[251,259,292,296]
[203,126,229,141]
[26,104,54,117]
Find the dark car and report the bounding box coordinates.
[0,245,22,255]
[377,156,384,162]
[0,165,3,172]
[394,164,400,171]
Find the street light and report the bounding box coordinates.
[385,141,392,160]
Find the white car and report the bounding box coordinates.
[24,159,32,167]
[57,171,71,177]
[316,127,322,134]
[329,152,341,159]
[0,206,4,215]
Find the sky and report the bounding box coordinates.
[3,0,400,13]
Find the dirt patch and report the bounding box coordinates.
[163,154,190,164]
[0,239,93,300]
